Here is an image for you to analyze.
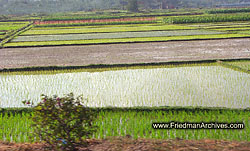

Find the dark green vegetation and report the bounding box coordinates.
[22,93,97,150]
[207,8,250,14]
[164,13,250,24]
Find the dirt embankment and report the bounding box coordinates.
[0,137,249,151]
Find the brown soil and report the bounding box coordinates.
[0,38,250,70]
[0,137,249,151]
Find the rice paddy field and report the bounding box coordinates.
[0,9,250,146]
[0,61,250,143]
[0,22,30,40]
[1,64,250,109]
[2,11,250,47]
[12,30,225,42]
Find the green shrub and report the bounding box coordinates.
[23,93,97,151]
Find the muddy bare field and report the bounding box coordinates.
[0,38,250,69]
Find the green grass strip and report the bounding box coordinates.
[237,30,250,35]
[4,34,249,47]
[219,60,250,74]
[0,23,29,31]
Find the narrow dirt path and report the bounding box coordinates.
[0,38,250,69]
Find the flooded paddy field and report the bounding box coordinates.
[1,65,249,108]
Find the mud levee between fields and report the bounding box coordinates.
[0,38,250,70]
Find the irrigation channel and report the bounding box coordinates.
[0,65,249,108]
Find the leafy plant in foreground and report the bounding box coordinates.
[23,93,97,151]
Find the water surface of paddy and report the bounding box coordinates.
[0,66,249,108]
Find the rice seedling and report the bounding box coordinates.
[0,109,249,143]
[0,112,33,143]
[0,66,249,108]
[12,30,224,42]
